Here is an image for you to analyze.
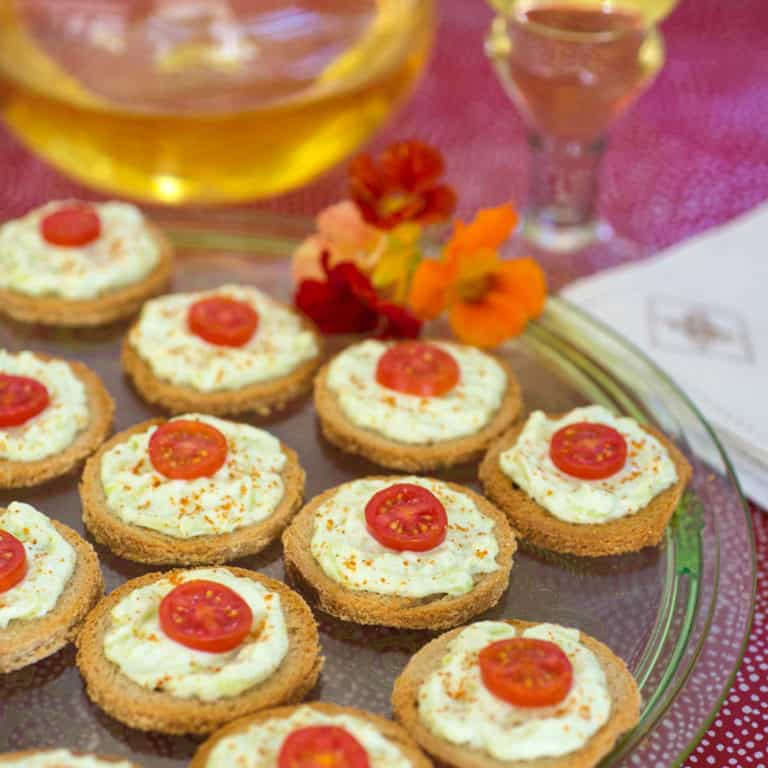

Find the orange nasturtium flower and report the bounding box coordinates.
[409,204,547,348]
[349,140,457,230]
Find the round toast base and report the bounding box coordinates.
[391,619,641,768]
[0,517,104,674]
[0,356,114,490]
[0,751,140,766]
[121,311,322,417]
[282,477,516,630]
[0,224,173,327]
[80,419,306,565]
[314,354,522,472]
[75,567,323,735]
[190,702,433,768]
[479,419,693,557]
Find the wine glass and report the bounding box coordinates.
[0,0,434,205]
[486,0,677,268]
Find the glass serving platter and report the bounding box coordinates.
[0,212,755,768]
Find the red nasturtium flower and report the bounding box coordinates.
[349,140,457,230]
[295,252,421,339]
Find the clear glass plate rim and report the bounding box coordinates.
[544,297,757,766]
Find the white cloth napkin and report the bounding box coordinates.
[562,205,768,507]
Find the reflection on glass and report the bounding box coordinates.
[0,0,433,204]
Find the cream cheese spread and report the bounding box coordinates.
[325,340,507,444]
[0,201,160,300]
[418,621,612,761]
[0,502,76,629]
[0,350,89,462]
[500,405,678,524]
[128,285,318,392]
[205,705,413,768]
[310,476,500,598]
[103,568,289,702]
[99,414,286,539]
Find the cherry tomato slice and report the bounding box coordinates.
[278,726,371,768]
[549,421,628,480]
[375,341,460,397]
[0,530,28,594]
[188,296,259,347]
[364,482,447,552]
[0,374,50,427]
[158,579,253,653]
[148,419,228,480]
[40,203,101,246]
[479,637,574,708]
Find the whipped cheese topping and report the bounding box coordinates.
[0,502,76,629]
[100,414,287,539]
[103,568,289,702]
[128,285,318,392]
[310,477,499,598]
[205,706,413,768]
[0,201,160,300]
[500,405,679,524]
[0,751,137,768]
[325,340,507,444]
[0,351,89,462]
[418,621,612,762]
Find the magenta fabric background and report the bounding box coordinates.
[0,0,766,763]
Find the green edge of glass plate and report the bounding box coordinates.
[165,227,756,768]
[524,318,702,762]
[542,298,755,767]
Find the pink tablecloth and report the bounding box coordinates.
[0,0,766,763]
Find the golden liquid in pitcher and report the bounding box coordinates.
[0,1,433,204]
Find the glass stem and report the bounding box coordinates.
[523,132,606,252]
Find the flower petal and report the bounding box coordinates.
[446,203,519,261]
[291,234,327,283]
[372,223,423,303]
[348,154,385,199]
[317,200,382,258]
[449,291,529,348]
[455,247,500,285]
[493,257,548,317]
[380,139,445,191]
[419,184,457,225]
[295,255,382,334]
[349,140,454,229]
[409,259,454,319]
[377,300,422,339]
[294,277,378,334]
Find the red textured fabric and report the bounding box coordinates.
[0,0,765,764]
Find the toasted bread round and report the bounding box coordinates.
[76,567,323,735]
[479,418,693,557]
[121,305,322,418]
[0,750,141,766]
[0,224,173,327]
[282,478,516,630]
[314,354,522,472]
[190,701,434,768]
[0,516,104,674]
[80,418,305,566]
[391,619,641,768]
[0,355,114,490]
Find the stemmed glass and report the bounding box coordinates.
[486,0,677,271]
